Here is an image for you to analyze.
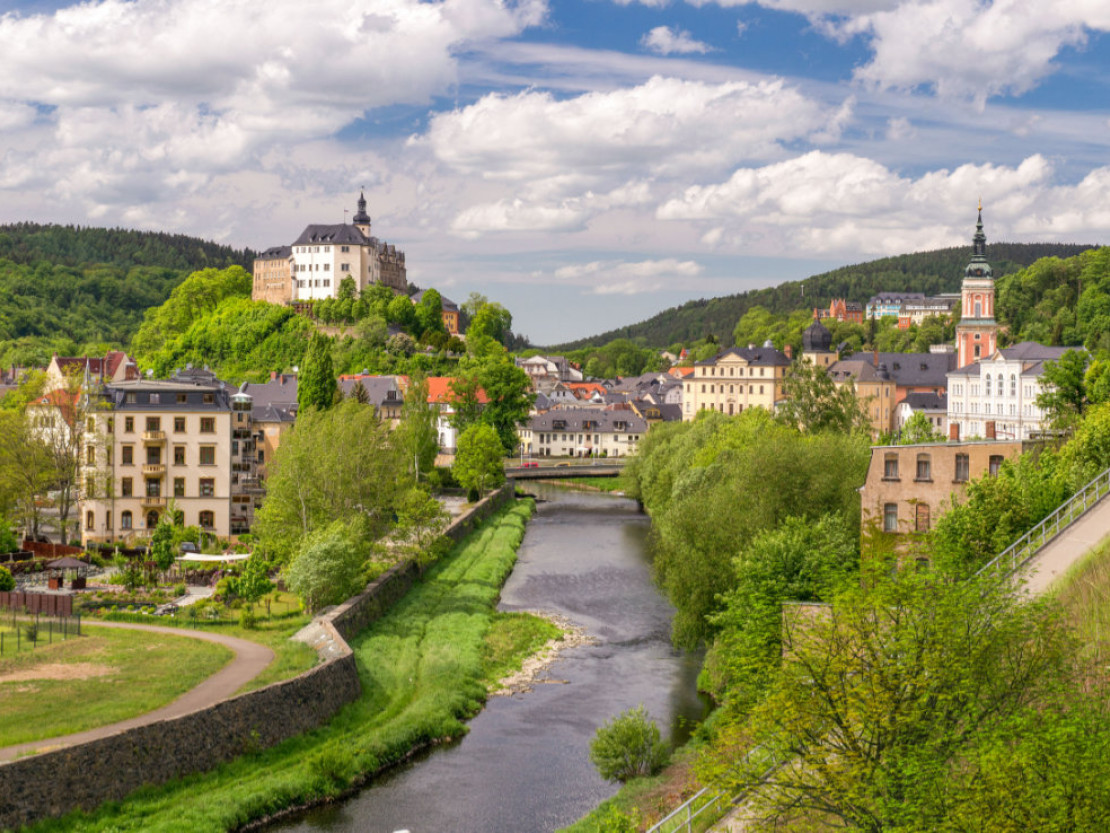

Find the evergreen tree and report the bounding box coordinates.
[298,332,337,412]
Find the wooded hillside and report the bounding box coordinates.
[552,242,1095,350]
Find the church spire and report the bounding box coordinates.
[966,202,991,278]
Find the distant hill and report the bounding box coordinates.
[550,242,1096,351]
[0,224,256,362]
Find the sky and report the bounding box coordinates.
[0,0,1108,344]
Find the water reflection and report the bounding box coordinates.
[269,485,707,833]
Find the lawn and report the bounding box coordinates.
[27,499,536,833]
[0,625,232,748]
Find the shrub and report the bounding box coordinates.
[174,583,187,597]
[0,565,14,592]
[239,604,259,630]
[24,622,38,642]
[589,705,670,781]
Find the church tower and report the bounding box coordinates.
[955,203,999,368]
[352,191,372,238]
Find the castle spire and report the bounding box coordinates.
[352,190,371,226]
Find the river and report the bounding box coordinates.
[269,484,706,833]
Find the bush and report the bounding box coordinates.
[239,605,259,630]
[589,705,670,781]
[174,583,187,597]
[467,487,481,503]
[0,565,14,592]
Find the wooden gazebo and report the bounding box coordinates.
[46,557,89,590]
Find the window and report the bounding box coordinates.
[146,417,160,432]
[1010,374,1017,397]
[174,417,185,432]
[125,417,134,432]
[199,446,216,465]
[149,394,160,405]
[916,454,931,481]
[883,503,898,533]
[125,393,136,404]
[200,478,215,497]
[199,511,215,529]
[916,504,930,533]
[989,455,1004,477]
[203,394,215,405]
[121,511,132,530]
[955,453,970,482]
[177,393,187,405]
[200,417,215,433]
[122,445,133,465]
[174,478,185,497]
[86,445,95,465]
[121,477,133,497]
[985,376,991,396]
[106,417,114,434]
[883,454,899,479]
[174,446,185,465]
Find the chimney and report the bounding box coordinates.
[271,371,277,381]
[784,344,793,360]
[949,423,960,442]
[985,421,996,440]
[872,347,879,368]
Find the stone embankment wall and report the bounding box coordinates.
[0,483,516,831]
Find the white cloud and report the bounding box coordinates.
[641,26,713,55]
[417,75,833,186]
[551,258,703,294]
[886,116,915,140]
[658,151,1110,255]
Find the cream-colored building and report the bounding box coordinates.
[682,342,791,421]
[521,408,647,457]
[253,193,408,304]
[80,375,257,544]
[826,359,898,436]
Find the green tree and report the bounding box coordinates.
[253,399,402,564]
[0,565,14,592]
[337,276,357,302]
[475,356,535,453]
[1037,348,1090,432]
[0,408,54,539]
[898,410,945,444]
[589,705,670,781]
[395,375,439,482]
[415,288,447,338]
[131,265,252,356]
[453,423,506,497]
[386,294,416,330]
[392,487,450,569]
[467,301,512,345]
[702,571,1075,831]
[150,515,176,579]
[776,360,870,434]
[285,520,367,613]
[235,553,275,604]
[297,332,337,412]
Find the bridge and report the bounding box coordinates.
[505,460,627,480]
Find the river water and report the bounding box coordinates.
[269,484,706,833]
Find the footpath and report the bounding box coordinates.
[0,622,274,763]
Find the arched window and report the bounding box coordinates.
[85,510,94,530]
[146,510,159,529]
[121,511,132,530]
[996,374,1003,396]
[199,511,215,529]
[1010,374,1017,396]
[974,299,982,318]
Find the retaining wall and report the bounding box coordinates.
[0,483,518,831]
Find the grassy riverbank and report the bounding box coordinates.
[0,626,232,748]
[27,499,535,833]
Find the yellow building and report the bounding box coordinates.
[827,358,897,436]
[682,342,791,421]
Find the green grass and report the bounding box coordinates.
[1052,532,1110,668]
[480,611,563,689]
[549,476,629,493]
[26,499,535,833]
[0,626,232,748]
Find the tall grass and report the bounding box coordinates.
[26,499,534,833]
[1054,534,1110,668]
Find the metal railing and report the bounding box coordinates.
[976,464,1110,580]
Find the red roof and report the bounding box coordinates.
[426,376,488,405]
[669,366,695,378]
[32,389,80,426]
[566,382,606,398]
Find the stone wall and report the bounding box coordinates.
[0,483,519,831]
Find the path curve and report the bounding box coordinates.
[0,621,275,763]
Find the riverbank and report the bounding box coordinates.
[24,499,536,833]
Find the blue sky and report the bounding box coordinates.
[0,0,1108,344]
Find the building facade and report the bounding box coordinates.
[682,343,791,421]
[946,342,1073,440]
[79,374,260,544]
[252,193,408,304]
[521,408,647,457]
[859,439,1030,537]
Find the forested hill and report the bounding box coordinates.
[551,242,1095,350]
[0,223,253,271]
[0,224,256,366]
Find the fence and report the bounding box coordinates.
[977,463,1110,580]
[0,591,73,617]
[0,608,82,657]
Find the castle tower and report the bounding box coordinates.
[801,315,837,367]
[955,203,999,368]
[352,191,371,237]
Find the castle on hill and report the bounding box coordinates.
[252,193,407,304]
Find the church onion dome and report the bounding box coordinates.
[965,204,993,280]
[803,318,832,352]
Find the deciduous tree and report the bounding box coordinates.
[453,423,505,498]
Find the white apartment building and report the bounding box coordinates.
[521,408,647,457]
[946,342,1073,441]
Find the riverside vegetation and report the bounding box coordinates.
[24,500,544,833]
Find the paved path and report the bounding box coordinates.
[0,622,275,762]
[1020,496,1110,595]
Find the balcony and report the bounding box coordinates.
[142,430,166,444]
[142,463,166,477]
[140,495,167,509]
